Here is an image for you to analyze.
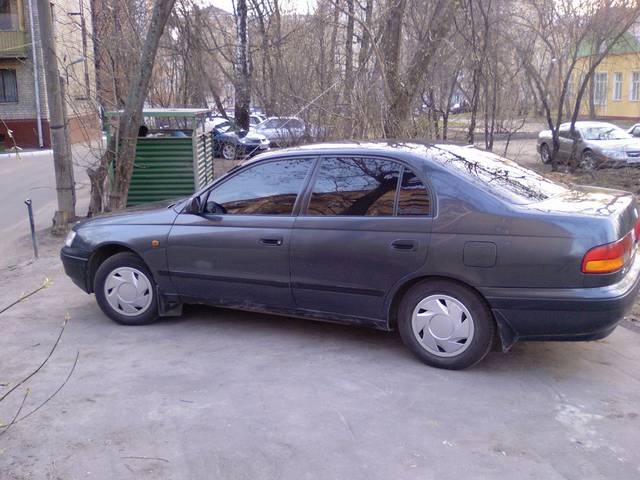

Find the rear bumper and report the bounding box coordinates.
[60,247,91,293]
[481,253,640,345]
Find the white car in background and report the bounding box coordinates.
[255,116,308,147]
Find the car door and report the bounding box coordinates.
[290,156,432,322]
[167,157,314,309]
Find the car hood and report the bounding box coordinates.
[241,131,268,142]
[589,139,640,151]
[76,199,182,228]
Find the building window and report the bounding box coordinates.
[632,72,640,102]
[593,72,608,106]
[0,69,17,102]
[613,73,623,101]
[0,0,19,31]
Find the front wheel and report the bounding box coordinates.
[398,280,495,369]
[222,143,237,160]
[94,252,159,326]
[540,143,551,164]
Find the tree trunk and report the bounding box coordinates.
[89,0,176,214]
[234,0,251,130]
[344,0,355,136]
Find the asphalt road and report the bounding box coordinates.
[0,145,95,267]
[1,137,640,479]
[1,238,639,479]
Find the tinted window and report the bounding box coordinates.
[207,159,311,215]
[307,158,400,216]
[558,128,571,139]
[398,169,430,215]
[430,145,567,204]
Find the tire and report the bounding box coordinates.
[222,143,237,160]
[580,149,594,171]
[540,143,551,164]
[397,280,495,370]
[94,252,159,326]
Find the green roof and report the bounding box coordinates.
[578,31,640,57]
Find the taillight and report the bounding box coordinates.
[582,232,634,274]
[634,217,640,243]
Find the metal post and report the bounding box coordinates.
[24,199,39,258]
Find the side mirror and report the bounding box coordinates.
[185,196,202,214]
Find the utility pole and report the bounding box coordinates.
[37,0,76,234]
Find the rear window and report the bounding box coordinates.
[431,145,568,204]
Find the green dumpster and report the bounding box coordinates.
[106,108,214,207]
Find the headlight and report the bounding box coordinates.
[64,230,77,247]
[602,149,627,160]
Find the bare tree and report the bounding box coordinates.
[234,0,251,130]
[88,0,177,214]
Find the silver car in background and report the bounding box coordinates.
[537,121,640,169]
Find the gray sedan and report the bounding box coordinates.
[61,142,640,369]
[537,121,640,168]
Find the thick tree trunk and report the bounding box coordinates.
[234,0,251,130]
[88,0,176,214]
[344,0,355,136]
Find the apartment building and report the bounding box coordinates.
[575,24,640,121]
[0,0,99,149]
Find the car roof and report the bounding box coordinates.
[239,140,465,168]
[559,121,618,129]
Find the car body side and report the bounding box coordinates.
[61,145,640,350]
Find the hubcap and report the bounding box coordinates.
[541,146,550,162]
[581,152,594,170]
[411,295,474,357]
[222,144,236,159]
[103,267,153,317]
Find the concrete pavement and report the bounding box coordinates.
[1,237,639,479]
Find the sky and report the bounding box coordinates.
[201,0,317,14]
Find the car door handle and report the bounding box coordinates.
[391,240,416,251]
[260,237,283,246]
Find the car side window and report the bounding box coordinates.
[287,119,303,129]
[558,128,571,139]
[205,159,312,215]
[397,168,431,216]
[307,157,400,216]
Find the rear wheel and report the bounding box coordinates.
[540,143,551,164]
[398,280,495,369]
[580,149,595,170]
[94,252,159,326]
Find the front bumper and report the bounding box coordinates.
[60,247,91,293]
[481,252,640,345]
[239,143,269,156]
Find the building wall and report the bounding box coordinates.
[576,53,640,120]
[0,0,99,148]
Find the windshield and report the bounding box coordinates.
[431,145,568,204]
[580,125,632,140]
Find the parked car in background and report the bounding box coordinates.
[255,117,308,146]
[210,113,267,128]
[628,124,640,138]
[61,142,640,370]
[537,121,640,169]
[210,120,270,159]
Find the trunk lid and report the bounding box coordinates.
[530,185,637,242]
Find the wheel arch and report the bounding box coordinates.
[386,275,511,350]
[87,243,142,293]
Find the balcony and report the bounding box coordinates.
[0,30,27,58]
